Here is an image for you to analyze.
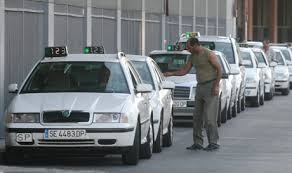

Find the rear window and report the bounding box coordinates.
[241,51,254,68]
[253,51,267,65]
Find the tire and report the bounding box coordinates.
[140,123,153,159]
[265,92,273,101]
[232,98,237,118]
[227,101,232,120]
[163,116,173,147]
[122,120,140,165]
[153,116,163,153]
[251,90,260,107]
[237,95,241,113]
[260,91,264,106]
[217,99,221,127]
[221,102,228,124]
[241,93,246,111]
[282,88,290,95]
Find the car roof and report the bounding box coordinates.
[251,47,263,52]
[149,50,191,55]
[127,54,149,62]
[198,35,231,43]
[239,47,252,52]
[270,46,289,50]
[41,54,120,63]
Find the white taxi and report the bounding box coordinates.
[4,46,154,165]
[128,55,175,153]
[149,49,196,123]
[240,47,265,107]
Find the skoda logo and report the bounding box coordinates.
[62,110,70,118]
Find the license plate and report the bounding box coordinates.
[16,133,33,142]
[44,129,87,139]
[173,100,187,107]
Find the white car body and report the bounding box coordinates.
[5,53,153,165]
[270,46,292,87]
[149,50,195,122]
[271,48,290,95]
[252,48,276,100]
[128,55,174,149]
[178,35,246,116]
[240,47,265,106]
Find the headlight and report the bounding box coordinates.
[190,87,196,100]
[93,113,128,123]
[6,113,40,123]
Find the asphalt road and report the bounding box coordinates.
[1,92,292,173]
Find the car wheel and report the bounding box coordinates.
[153,115,163,153]
[232,98,237,118]
[265,90,273,101]
[163,115,173,147]
[217,99,222,127]
[251,89,260,107]
[237,95,241,113]
[140,123,153,159]
[260,90,264,106]
[122,119,140,165]
[227,101,232,120]
[221,101,228,124]
[282,88,290,95]
[241,93,246,111]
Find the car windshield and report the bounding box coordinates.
[280,49,292,61]
[150,54,196,74]
[253,51,267,65]
[132,61,155,89]
[275,52,285,65]
[241,51,254,68]
[21,62,130,93]
[216,55,227,73]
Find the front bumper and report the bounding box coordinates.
[275,80,289,89]
[173,100,194,121]
[5,127,135,149]
[245,87,257,97]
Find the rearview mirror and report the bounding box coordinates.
[136,84,153,93]
[8,83,18,94]
[270,61,277,67]
[161,81,175,90]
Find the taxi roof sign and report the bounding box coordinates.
[45,46,68,57]
[167,44,182,51]
[185,32,200,39]
[84,46,104,54]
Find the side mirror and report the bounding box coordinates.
[257,63,266,68]
[222,73,229,79]
[161,81,175,90]
[270,61,277,67]
[8,84,18,94]
[230,66,240,75]
[136,84,153,93]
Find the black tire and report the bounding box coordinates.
[217,99,221,127]
[140,123,153,159]
[221,102,228,124]
[153,116,163,153]
[265,92,273,101]
[237,95,241,113]
[163,116,173,147]
[232,98,237,118]
[122,120,140,165]
[282,88,290,95]
[241,93,246,111]
[260,92,264,106]
[251,90,260,107]
[227,101,232,120]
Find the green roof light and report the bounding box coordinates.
[84,47,90,54]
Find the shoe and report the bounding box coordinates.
[186,144,204,150]
[204,143,220,151]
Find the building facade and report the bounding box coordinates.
[0,0,236,136]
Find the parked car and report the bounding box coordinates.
[251,47,277,100]
[4,47,154,165]
[271,48,290,95]
[149,50,196,123]
[240,47,265,107]
[128,55,175,153]
[177,33,246,117]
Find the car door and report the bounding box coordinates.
[151,61,172,130]
[127,61,151,138]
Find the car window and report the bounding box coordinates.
[127,62,142,89]
[240,51,254,68]
[275,52,285,65]
[216,55,228,74]
[280,49,292,61]
[254,51,267,65]
[132,61,155,89]
[21,62,129,94]
[150,54,196,74]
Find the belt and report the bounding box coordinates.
[198,79,216,85]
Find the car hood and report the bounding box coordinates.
[275,65,289,74]
[8,93,131,113]
[166,74,197,88]
[245,68,258,79]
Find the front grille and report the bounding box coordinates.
[174,86,190,99]
[43,111,90,123]
[38,139,95,145]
